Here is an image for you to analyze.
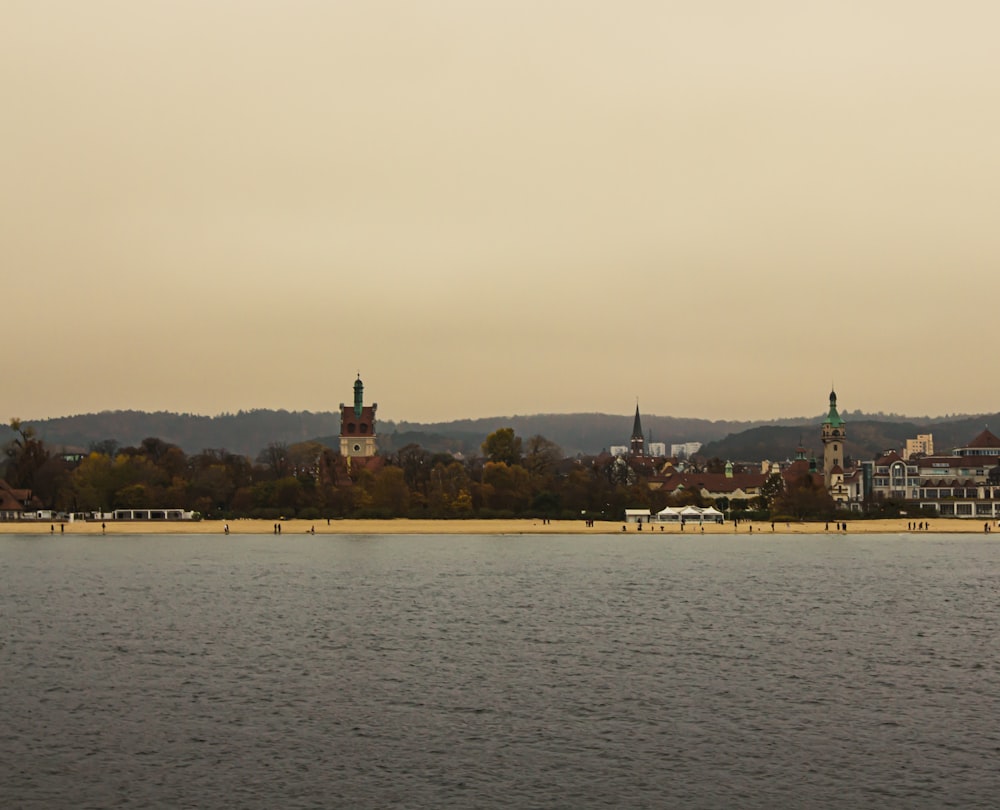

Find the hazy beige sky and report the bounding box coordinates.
[4,1,999,424]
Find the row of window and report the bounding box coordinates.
[874,478,987,488]
[878,487,1000,500]
[932,503,1000,516]
[923,488,981,498]
[877,467,986,477]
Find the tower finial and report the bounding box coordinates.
[353,374,364,417]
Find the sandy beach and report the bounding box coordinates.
[1,517,996,536]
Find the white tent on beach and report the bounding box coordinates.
[654,505,725,524]
[701,506,724,523]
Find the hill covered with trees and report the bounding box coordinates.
[0,409,795,458]
[1,408,994,462]
[701,413,1000,465]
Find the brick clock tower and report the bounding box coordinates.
[340,375,378,460]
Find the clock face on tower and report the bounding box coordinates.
[353,444,361,453]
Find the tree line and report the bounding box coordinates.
[4,421,843,521]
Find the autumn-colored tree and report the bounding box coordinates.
[482,461,531,513]
[371,467,410,515]
[69,452,164,511]
[394,444,431,491]
[70,453,116,511]
[482,428,522,466]
[559,467,599,514]
[286,441,325,482]
[427,460,474,517]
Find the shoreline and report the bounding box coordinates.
[1,517,996,536]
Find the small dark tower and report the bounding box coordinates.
[630,404,645,457]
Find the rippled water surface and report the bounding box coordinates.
[3,532,1000,808]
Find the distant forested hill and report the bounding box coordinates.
[0,410,341,458]
[387,413,768,457]
[1,410,774,458]
[2,409,996,461]
[701,414,1000,463]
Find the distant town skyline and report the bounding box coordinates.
[5,2,999,424]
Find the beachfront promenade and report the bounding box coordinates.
[1,518,996,536]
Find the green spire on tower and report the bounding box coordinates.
[354,374,364,417]
[824,389,844,428]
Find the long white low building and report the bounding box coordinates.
[111,509,195,521]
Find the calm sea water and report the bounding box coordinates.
[2,532,999,809]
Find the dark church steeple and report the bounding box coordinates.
[630,403,645,456]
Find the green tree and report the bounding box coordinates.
[605,456,634,487]
[758,473,785,511]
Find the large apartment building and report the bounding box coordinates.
[868,429,1000,518]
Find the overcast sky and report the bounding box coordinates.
[4,1,998,424]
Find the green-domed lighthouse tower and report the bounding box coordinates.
[821,389,845,486]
